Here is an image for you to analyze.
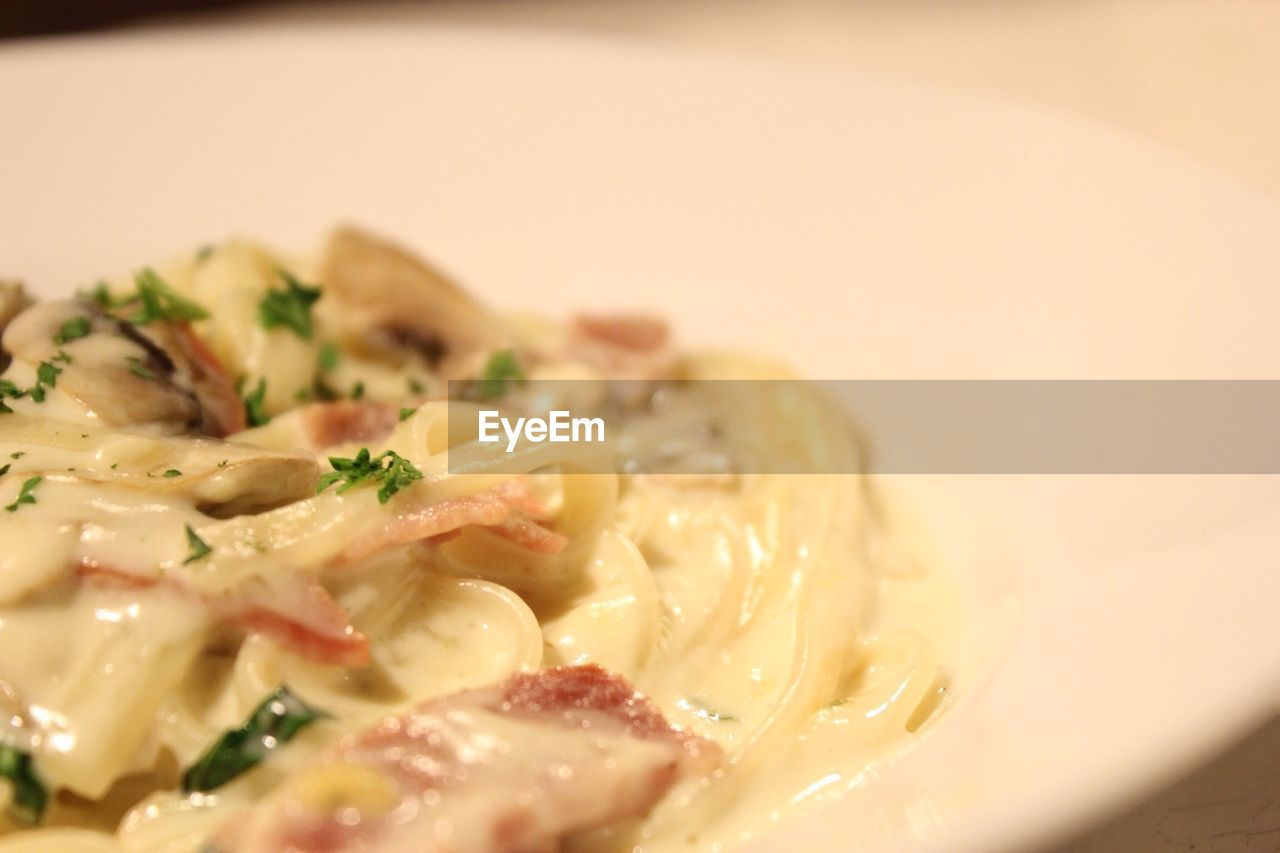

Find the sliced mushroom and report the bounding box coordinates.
[321,227,510,377]
[1,299,244,436]
[0,412,319,516]
[0,280,32,372]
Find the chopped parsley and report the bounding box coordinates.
[163,469,182,478]
[0,380,24,400]
[318,341,340,373]
[4,476,42,513]
[53,315,91,345]
[407,377,425,395]
[182,524,212,564]
[399,407,417,422]
[350,380,365,401]
[474,350,525,400]
[317,448,424,504]
[9,452,23,460]
[0,743,47,824]
[242,378,270,427]
[127,269,210,325]
[182,686,323,793]
[52,350,72,365]
[0,464,8,476]
[126,356,156,380]
[84,280,121,309]
[258,271,322,340]
[27,359,63,403]
[0,399,10,415]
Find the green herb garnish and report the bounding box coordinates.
[0,400,10,415]
[27,360,63,403]
[53,315,91,345]
[350,381,365,401]
[5,476,42,513]
[318,341,340,373]
[83,280,123,309]
[258,271,322,341]
[0,744,47,824]
[474,350,525,400]
[181,686,323,793]
[127,269,210,325]
[407,377,425,394]
[163,469,182,478]
[317,448,423,504]
[242,378,270,427]
[126,356,156,380]
[0,380,24,400]
[182,524,212,564]
[0,464,9,476]
[399,407,416,422]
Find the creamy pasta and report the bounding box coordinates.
[0,228,957,852]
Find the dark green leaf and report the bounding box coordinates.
[243,378,270,427]
[35,361,61,389]
[53,315,91,345]
[182,524,212,564]
[126,269,210,325]
[318,342,340,373]
[83,280,124,309]
[350,381,364,401]
[474,350,525,401]
[182,686,323,793]
[0,744,47,824]
[163,469,182,478]
[5,476,41,513]
[258,271,322,341]
[399,407,416,422]
[317,448,423,505]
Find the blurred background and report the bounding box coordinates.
[5,2,1279,851]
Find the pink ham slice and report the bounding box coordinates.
[336,484,567,565]
[301,401,403,452]
[225,664,720,853]
[78,561,371,668]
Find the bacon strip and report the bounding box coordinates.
[78,561,369,668]
[573,315,668,352]
[301,400,401,451]
[569,314,674,380]
[337,484,564,565]
[224,665,719,853]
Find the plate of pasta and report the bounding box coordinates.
[3,24,1280,853]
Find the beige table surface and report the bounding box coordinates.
[141,1,1280,850]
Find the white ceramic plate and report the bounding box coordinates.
[3,25,1280,853]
